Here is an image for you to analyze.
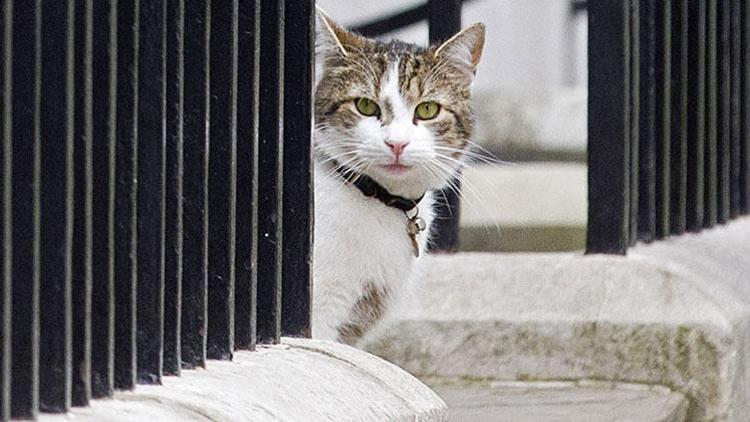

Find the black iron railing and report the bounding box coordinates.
[352,0,468,252]
[0,0,313,418]
[587,0,750,254]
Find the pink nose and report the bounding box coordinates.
[385,140,409,158]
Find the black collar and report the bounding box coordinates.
[334,164,424,213]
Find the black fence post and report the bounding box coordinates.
[207,0,239,360]
[628,0,640,245]
[717,0,732,223]
[705,0,719,227]
[90,0,117,398]
[163,0,184,377]
[114,0,139,390]
[9,0,40,417]
[428,0,461,43]
[687,0,707,231]
[586,0,631,254]
[281,0,314,338]
[743,0,750,213]
[38,0,75,412]
[135,0,166,385]
[638,0,657,242]
[234,0,261,351]
[729,0,742,217]
[653,0,671,239]
[72,0,93,407]
[181,0,210,369]
[427,0,462,253]
[669,0,688,235]
[0,1,11,419]
[256,0,284,344]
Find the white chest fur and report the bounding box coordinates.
[311,162,434,341]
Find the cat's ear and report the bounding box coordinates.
[434,23,485,74]
[316,7,366,58]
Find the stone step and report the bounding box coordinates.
[430,380,688,422]
[362,219,750,420]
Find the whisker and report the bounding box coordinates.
[432,145,505,166]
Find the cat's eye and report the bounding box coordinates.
[415,101,440,120]
[355,98,380,117]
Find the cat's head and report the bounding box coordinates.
[314,9,485,199]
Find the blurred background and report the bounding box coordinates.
[317,0,589,252]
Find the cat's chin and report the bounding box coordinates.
[364,166,440,200]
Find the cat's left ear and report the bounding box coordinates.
[434,23,486,74]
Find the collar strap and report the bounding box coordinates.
[335,164,424,213]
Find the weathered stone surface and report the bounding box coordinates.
[362,217,750,421]
[41,338,446,422]
[431,380,688,422]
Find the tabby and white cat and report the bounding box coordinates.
[312,9,485,344]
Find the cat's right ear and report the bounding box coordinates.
[434,23,485,75]
[316,7,366,59]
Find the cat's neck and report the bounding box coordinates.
[366,173,428,202]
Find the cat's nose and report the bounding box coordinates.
[384,140,410,159]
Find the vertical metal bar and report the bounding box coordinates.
[0,1,11,418]
[587,0,631,254]
[743,0,750,213]
[72,0,93,407]
[687,0,707,231]
[9,0,40,417]
[114,0,138,390]
[90,0,116,398]
[428,0,462,47]
[136,0,166,384]
[181,0,209,368]
[427,0,461,252]
[628,0,640,245]
[207,0,238,359]
[281,0,313,338]
[638,0,657,242]
[669,0,688,235]
[729,0,742,216]
[38,0,75,412]
[163,0,184,376]
[717,0,731,223]
[256,0,284,344]
[654,0,671,239]
[705,0,719,226]
[235,0,260,350]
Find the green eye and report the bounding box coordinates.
[415,101,440,120]
[355,98,380,117]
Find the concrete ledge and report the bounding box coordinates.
[42,338,446,422]
[363,217,750,421]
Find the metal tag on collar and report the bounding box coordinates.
[405,206,427,258]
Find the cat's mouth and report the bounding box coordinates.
[378,163,413,175]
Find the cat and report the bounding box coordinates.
[312,8,485,344]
